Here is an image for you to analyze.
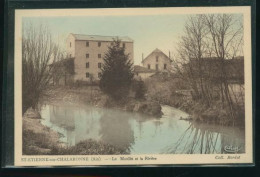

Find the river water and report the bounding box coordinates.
[40,104,245,154]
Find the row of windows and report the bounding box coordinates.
[86,42,126,48]
[147,64,167,70]
[86,54,102,58]
[86,72,102,78]
[86,41,101,47]
[86,62,102,68]
[70,42,102,47]
[70,42,126,48]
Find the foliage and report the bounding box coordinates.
[99,39,134,100]
[133,80,147,100]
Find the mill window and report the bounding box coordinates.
[86,72,90,78]
[164,64,167,69]
[98,42,101,47]
[98,54,101,58]
[86,53,89,58]
[156,56,159,62]
[98,63,102,68]
[86,62,89,68]
[148,64,151,69]
[86,41,89,47]
[123,43,125,48]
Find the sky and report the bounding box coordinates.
[23,14,188,65]
[22,13,242,65]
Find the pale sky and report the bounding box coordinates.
[23,13,242,65]
[23,14,188,65]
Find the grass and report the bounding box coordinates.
[51,140,129,155]
[42,85,103,106]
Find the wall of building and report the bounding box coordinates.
[67,37,134,82]
[135,72,155,80]
[142,52,171,71]
[66,34,76,58]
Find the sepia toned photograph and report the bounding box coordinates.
[14,7,253,166]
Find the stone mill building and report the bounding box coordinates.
[66,33,134,82]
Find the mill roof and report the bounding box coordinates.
[142,48,172,63]
[70,33,133,42]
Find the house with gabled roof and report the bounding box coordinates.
[142,48,172,72]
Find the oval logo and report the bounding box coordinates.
[224,145,241,153]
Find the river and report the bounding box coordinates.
[40,104,245,154]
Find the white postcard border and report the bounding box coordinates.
[14,6,253,166]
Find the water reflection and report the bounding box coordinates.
[99,110,134,152]
[40,104,245,154]
[165,122,245,154]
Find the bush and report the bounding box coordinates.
[133,80,147,100]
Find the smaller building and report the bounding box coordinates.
[134,65,157,80]
[142,48,172,72]
[183,56,244,84]
[49,58,75,86]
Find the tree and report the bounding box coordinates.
[173,14,244,123]
[173,15,212,103]
[99,39,134,100]
[134,80,147,100]
[22,24,62,114]
[202,14,244,121]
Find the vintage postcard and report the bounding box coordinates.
[14,7,253,166]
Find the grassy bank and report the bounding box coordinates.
[23,115,128,155]
[41,85,162,117]
[144,73,245,126]
[41,85,105,106]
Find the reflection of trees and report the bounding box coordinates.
[152,120,162,138]
[137,120,144,138]
[171,122,245,154]
[99,110,134,153]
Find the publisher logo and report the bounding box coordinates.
[224,145,241,153]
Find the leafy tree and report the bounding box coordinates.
[134,80,147,100]
[100,39,134,100]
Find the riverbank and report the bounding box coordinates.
[23,109,128,155]
[144,73,245,126]
[153,94,244,126]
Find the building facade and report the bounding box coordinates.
[142,48,172,72]
[133,65,156,80]
[67,33,134,82]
